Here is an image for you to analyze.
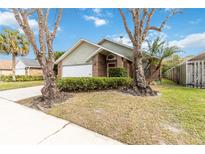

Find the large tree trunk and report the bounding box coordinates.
[41,61,60,108]
[133,47,147,89]
[130,46,157,96]
[12,53,16,81]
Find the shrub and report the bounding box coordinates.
[0,75,43,82]
[57,77,133,92]
[109,67,127,77]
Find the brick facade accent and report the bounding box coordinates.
[92,53,106,77]
[92,54,135,77]
[116,56,123,67]
[123,59,132,77]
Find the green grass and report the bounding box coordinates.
[17,79,205,144]
[0,81,43,91]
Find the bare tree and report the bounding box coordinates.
[12,8,63,107]
[118,9,179,96]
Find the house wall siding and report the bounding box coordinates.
[28,68,42,76]
[62,41,99,66]
[0,70,12,76]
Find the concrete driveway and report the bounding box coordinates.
[0,86,122,145]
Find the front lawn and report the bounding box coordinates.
[0,81,43,91]
[17,79,205,144]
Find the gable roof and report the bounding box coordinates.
[19,58,41,68]
[98,38,159,59]
[98,38,134,50]
[55,39,132,64]
[0,60,12,70]
[55,39,98,64]
[55,38,159,65]
[98,38,133,60]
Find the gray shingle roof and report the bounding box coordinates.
[20,58,41,68]
[98,38,159,60]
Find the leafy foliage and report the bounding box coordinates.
[0,29,29,56]
[57,77,132,92]
[0,28,30,81]
[145,37,181,82]
[54,51,65,61]
[109,68,127,77]
[53,51,65,76]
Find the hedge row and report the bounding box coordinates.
[0,75,43,82]
[57,77,133,92]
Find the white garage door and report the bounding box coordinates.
[16,69,25,75]
[62,64,92,77]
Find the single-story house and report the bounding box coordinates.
[16,58,42,76]
[0,60,12,76]
[165,52,205,87]
[55,38,160,79]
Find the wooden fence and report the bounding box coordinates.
[165,60,205,88]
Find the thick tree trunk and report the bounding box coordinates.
[41,61,60,108]
[129,46,157,96]
[12,53,16,81]
[133,46,147,88]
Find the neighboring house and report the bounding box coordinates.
[55,38,160,79]
[165,52,205,87]
[0,60,12,76]
[16,58,42,76]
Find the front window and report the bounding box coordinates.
[106,54,116,61]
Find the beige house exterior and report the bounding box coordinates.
[0,60,12,76]
[56,38,160,79]
[16,58,42,76]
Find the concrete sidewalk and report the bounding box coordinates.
[0,86,43,101]
[0,86,122,145]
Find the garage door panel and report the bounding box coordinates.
[62,65,92,77]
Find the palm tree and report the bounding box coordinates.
[0,29,29,81]
[145,37,181,83]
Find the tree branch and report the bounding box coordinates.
[149,14,170,32]
[139,9,147,35]
[37,9,46,56]
[142,9,156,42]
[51,9,63,43]
[118,8,136,46]
[25,8,37,16]
[44,8,53,61]
[12,9,45,66]
[130,9,140,42]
